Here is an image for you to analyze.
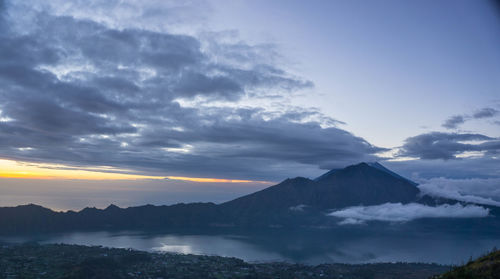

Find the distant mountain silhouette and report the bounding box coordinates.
[219,162,420,226]
[0,202,222,234]
[224,162,419,210]
[311,162,420,207]
[0,162,497,234]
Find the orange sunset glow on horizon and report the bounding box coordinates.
[0,159,270,184]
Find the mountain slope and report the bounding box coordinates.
[219,177,320,226]
[366,162,418,186]
[222,162,420,211]
[435,249,500,279]
[312,162,420,208]
[219,162,421,226]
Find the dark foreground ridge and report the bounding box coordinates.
[0,243,449,279]
[434,248,500,279]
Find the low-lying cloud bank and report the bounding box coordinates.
[328,202,490,225]
[418,177,500,207]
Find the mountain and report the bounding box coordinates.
[0,203,222,234]
[222,162,419,211]
[366,162,418,186]
[312,162,420,207]
[219,162,421,226]
[0,162,496,234]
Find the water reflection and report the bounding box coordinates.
[151,235,284,262]
[1,228,498,265]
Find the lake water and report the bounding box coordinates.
[2,228,498,265]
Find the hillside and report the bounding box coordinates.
[434,249,500,279]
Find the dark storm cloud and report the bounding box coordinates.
[398,132,500,160]
[442,115,466,129]
[0,5,380,180]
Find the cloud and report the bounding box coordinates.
[384,157,500,180]
[289,204,308,212]
[441,107,499,129]
[13,0,211,33]
[473,107,498,119]
[328,203,490,225]
[0,0,5,24]
[417,177,500,207]
[0,2,382,180]
[442,115,466,129]
[397,132,500,160]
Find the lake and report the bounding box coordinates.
[1,227,498,265]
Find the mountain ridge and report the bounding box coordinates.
[218,162,422,227]
[0,162,497,234]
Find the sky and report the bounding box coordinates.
[0,0,499,210]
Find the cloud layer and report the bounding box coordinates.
[442,107,499,129]
[1,0,498,183]
[0,1,384,180]
[329,202,490,225]
[398,132,500,160]
[418,177,500,207]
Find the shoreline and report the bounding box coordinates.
[1,242,450,279]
